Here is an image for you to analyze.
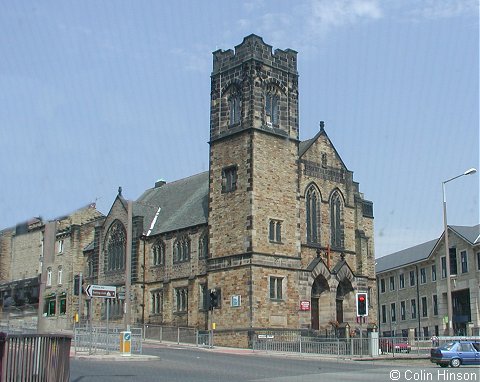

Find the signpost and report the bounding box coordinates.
[85,285,116,299]
[85,285,116,354]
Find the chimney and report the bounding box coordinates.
[155,179,166,188]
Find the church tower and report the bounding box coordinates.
[208,35,302,332]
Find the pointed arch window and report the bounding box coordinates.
[330,191,344,249]
[173,236,191,263]
[152,239,165,266]
[106,220,126,271]
[306,186,320,243]
[228,94,241,126]
[265,92,279,126]
[198,232,208,259]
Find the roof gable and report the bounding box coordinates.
[299,125,349,171]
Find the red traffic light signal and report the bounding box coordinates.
[356,292,368,317]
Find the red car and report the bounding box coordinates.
[380,338,411,353]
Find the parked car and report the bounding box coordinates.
[379,338,411,353]
[430,341,480,368]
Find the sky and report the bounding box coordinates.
[0,0,478,258]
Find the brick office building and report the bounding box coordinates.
[86,35,376,346]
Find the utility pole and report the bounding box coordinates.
[125,200,133,330]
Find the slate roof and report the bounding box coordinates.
[134,172,209,236]
[376,224,479,273]
[450,224,480,245]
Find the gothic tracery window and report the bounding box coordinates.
[173,236,191,263]
[106,220,126,271]
[330,191,344,249]
[306,186,320,243]
[152,239,165,266]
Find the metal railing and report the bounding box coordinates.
[252,336,373,357]
[143,325,197,345]
[74,325,142,355]
[0,333,71,382]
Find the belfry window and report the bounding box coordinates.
[228,95,241,126]
[306,186,320,243]
[265,93,279,126]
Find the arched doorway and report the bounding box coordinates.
[336,278,354,324]
[311,275,329,330]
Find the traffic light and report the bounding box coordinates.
[209,289,219,310]
[356,292,368,317]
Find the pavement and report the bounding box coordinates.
[70,339,430,363]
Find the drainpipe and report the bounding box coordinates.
[415,265,421,337]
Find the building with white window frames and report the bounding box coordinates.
[376,224,480,338]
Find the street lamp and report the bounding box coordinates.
[442,167,477,336]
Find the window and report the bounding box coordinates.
[400,301,406,321]
[330,191,344,248]
[390,303,396,322]
[228,94,241,126]
[222,166,237,193]
[269,220,282,243]
[389,276,395,291]
[175,288,188,313]
[57,239,64,254]
[421,296,428,317]
[306,186,320,243]
[460,250,468,273]
[59,297,66,315]
[46,268,52,287]
[57,266,63,285]
[423,327,429,338]
[199,284,208,311]
[399,273,405,289]
[45,298,55,316]
[173,236,190,263]
[477,252,480,271]
[380,278,385,293]
[102,300,124,319]
[106,220,126,271]
[381,305,387,323]
[449,248,457,275]
[433,295,438,316]
[420,267,426,284]
[87,256,95,278]
[265,92,279,125]
[269,276,283,300]
[198,233,208,259]
[152,240,165,266]
[409,270,415,286]
[441,256,447,278]
[151,290,163,315]
[431,264,437,282]
[411,299,417,319]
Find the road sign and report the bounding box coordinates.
[85,284,116,299]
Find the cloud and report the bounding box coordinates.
[308,0,382,35]
[406,0,478,20]
[171,45,211,73]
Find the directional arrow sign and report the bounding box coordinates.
[85,285,116,299]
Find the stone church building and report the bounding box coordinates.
[88,35,376,346]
